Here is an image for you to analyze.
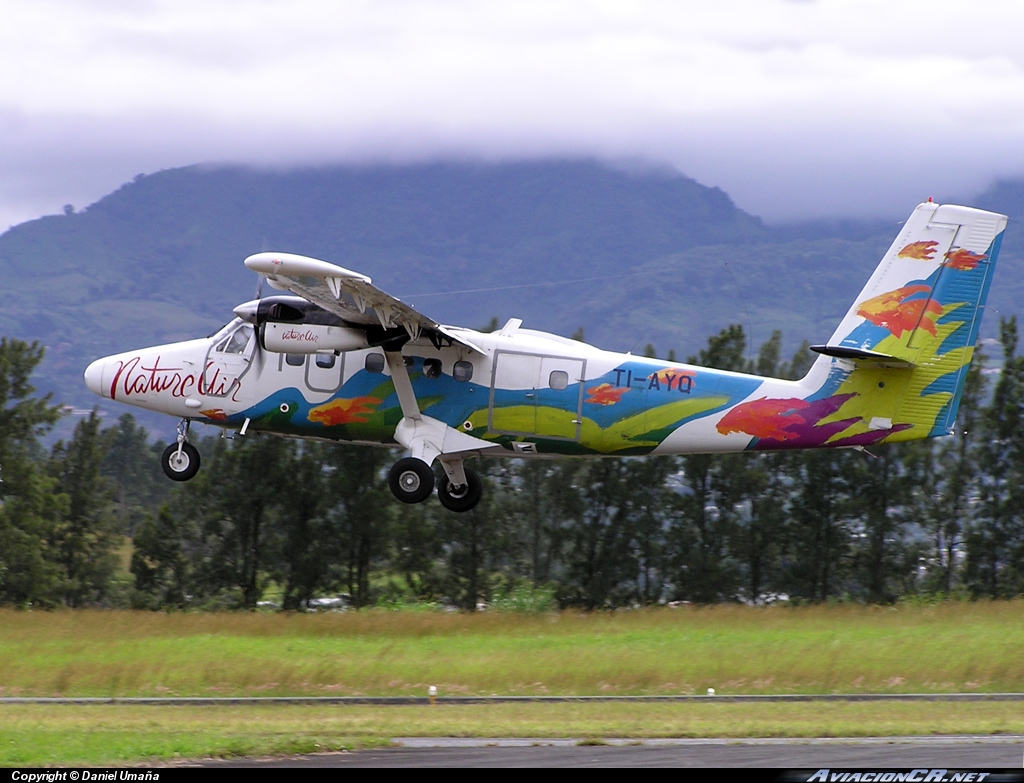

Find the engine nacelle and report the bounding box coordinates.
[261,322,369,354]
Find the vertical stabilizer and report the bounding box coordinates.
[805,202,1007,442]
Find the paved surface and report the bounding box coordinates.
[208,736,1024,768]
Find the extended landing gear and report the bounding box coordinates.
[161,419,201,482]
[388,457,435,504]
[386,457,482,512]
[437,470,482,513]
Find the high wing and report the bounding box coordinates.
[243,252,485,354]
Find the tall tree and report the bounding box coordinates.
[784,449,852,600]
[100,414,170,535]
[131,505,193,607]
[967,317,1024,597]
[188,435,292,608]
[321,443,395,608]
[263,442,328,609]
[513,458,559,585]
[621,456,675,604]
[439,461,517,609]
[847,444,915,603]
[554,459,634,608]
[48,411,120,606]
[0,339,65,606]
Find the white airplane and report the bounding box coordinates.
[84,202,1007,512]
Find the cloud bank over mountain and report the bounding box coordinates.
[3,0,1024,227]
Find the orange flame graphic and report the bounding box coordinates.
[308,396,381,426]
[585,383,629,406]
[717,397,810,441]
[200,408,229,421]
[898,241,939,260]
[944,248,987,271]
[856,285,942,338]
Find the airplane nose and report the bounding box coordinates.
[84,359,107,398]
[233,299,260,324]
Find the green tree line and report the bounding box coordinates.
[2,324,1024,610]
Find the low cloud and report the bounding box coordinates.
[2,0,1024,226]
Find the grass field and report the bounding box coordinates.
[1,602,1022,698]
[2,702,1024,766]
[3,602,1022,764]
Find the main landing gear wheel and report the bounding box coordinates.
[437,468,482,513]
[161,442,201,482]
[388,457,435,504]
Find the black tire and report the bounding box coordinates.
[437,467,482,513]
[161,442,201,482]
[388,457,435,504]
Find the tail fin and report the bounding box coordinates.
[805,201,1007,442]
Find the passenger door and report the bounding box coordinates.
[489,352,584,441]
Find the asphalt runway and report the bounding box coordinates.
[212,736,1024,768]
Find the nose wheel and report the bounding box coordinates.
[161,419,201,482]
[161,442,201,481]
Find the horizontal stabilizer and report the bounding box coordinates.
[809,344,915,368]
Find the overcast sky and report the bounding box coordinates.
[2,0,1024,228]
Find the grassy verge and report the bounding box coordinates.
[1,602,1022,697]
[3,701,1024,766]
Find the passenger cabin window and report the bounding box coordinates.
[453,360,473,382]
[549,370,569,390]
[423,358,442,379]
[365,353,385,373]
[315,353,336,369]
[285,353,305,367]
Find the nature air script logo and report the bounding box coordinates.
[109,356,238,400]
[280,328,319,343]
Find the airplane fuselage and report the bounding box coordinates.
[84,314,927,458]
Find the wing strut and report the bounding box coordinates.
[384,351,422,422]
[382,351,502,482]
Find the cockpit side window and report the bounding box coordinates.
[214,322,254,354]
[224,325,254,354]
